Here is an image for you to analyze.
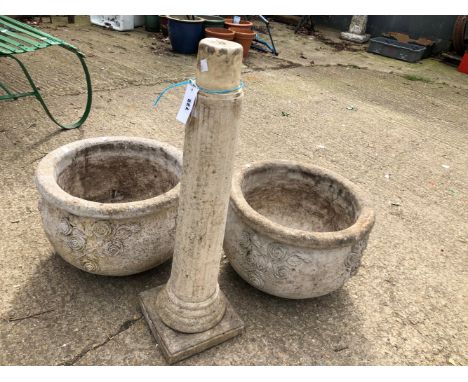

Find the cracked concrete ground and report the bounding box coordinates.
[0,16,467,366]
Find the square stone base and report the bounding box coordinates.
[139,285,244,364]
[340,32,370,43]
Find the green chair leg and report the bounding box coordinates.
[7,50,92,130]
[0,81,18,99]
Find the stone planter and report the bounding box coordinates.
[224,160,375,299]
[35,137,182,276]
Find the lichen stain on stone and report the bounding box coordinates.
[205,45,216,55]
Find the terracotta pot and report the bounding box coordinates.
[224,18,253,32]
[205,27,235,41]
[231,29,256,58]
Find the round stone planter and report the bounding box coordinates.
[35,137,182,276]
[224,160,375,299]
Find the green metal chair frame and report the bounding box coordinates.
[0,16,92,129]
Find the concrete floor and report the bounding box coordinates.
[0,17,467,366]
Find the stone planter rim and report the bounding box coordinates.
[230,160,375,249]
[35,136,181,220]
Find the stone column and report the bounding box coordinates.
[340,15,370,43]
[139,38,245,363]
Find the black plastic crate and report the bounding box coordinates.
[367,37,427,63]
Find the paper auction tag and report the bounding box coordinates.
[200,59,208,72]
[233,16,240,24]
[176,82,199,124]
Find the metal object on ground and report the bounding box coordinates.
[0,15,92,129]
[224,160,375,299]
[248,15,278,56]
[452,15,467,56]
[367,36,426,63]
[35,137,182,276]
[140,38,245,364]
[440,52,462,66]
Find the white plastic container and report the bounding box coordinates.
[90,16,144,31]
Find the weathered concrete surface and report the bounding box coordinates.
[0,16,467,366]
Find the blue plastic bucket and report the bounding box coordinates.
[168,16,204,54]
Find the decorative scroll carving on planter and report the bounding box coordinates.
[345,234,369,276]
[58,217,73,236]
[57,215,141,271]
[67,229,87,252]
[239,230,313,287]
[80,255,100,273]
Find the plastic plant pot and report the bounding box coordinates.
[167,15,204,54]
[205,27,235,41]
[367,37,426,63]
[198,15,225,30]
[145,15,160,32]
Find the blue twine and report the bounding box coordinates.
[196,80,245,94]
[153,79,245,108]
[153,80,191,107]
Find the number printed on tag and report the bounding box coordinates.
[176,83,199,124]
